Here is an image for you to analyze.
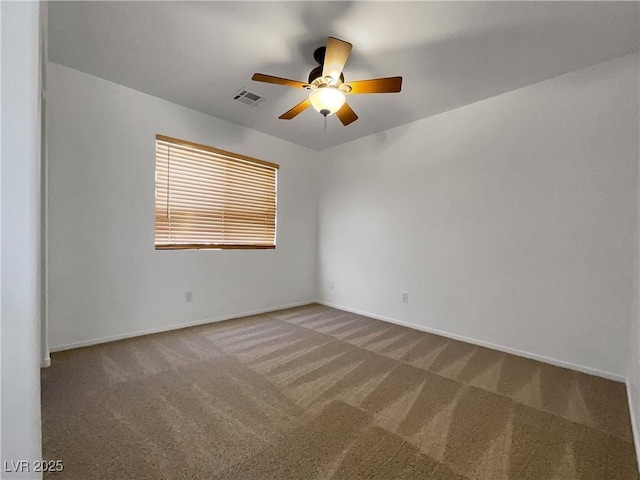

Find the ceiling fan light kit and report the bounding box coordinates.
[252,36,403,126]
[309,87,346,116]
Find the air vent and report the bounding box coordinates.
[233,89,264,106]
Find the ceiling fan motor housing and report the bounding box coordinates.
[308,66,344,85]
[313,46,326,65]
[308,66,323,84]
[309,46,345,85]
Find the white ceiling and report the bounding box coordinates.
[48,1,639,151]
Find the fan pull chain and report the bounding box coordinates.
[324,115,327,135]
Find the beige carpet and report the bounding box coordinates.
[42,304,639,479]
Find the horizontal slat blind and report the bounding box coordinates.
[155,135,278,250]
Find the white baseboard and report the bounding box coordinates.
[317,300,625,382]
[625,379,640,470]
[41,355,51,368]
[49,300,315,353]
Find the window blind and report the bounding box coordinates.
[155,134,278,250]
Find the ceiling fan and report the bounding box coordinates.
[251,37,402,126]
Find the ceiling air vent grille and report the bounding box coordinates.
[233,89,264,106]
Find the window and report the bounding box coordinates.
[155,134,278,250]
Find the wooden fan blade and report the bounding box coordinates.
[344,77,403,94]
[279,99,312,120]
[322,37,353,83]
[252,73,307,88]
[336,102,358,126]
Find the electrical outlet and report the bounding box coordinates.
[402,292,409,303]
[329,280,334,290]
[185,291,193,302]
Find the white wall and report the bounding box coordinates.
[629,259,640,465]
[628,90,640,463]
[40,1,50,369]
[46,63,318,350]
[318,54,639,379]
[1,1,43,478]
